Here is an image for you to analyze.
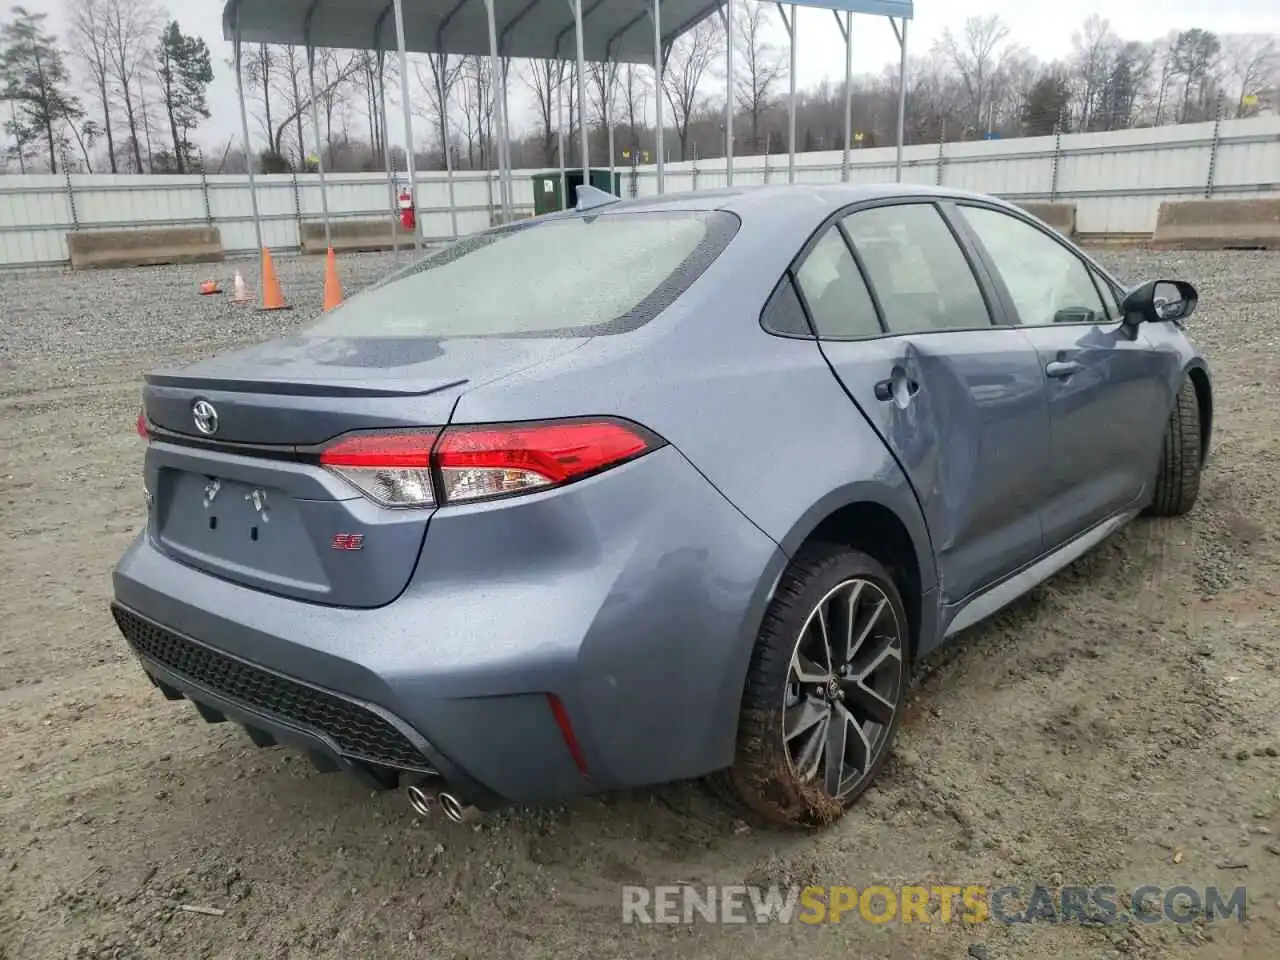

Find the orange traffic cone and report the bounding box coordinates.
[199,279,221,296]
[323,247,344,311]
[231,271,252,303]
[257,248,291,312]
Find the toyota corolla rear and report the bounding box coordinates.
[110,205,787,809]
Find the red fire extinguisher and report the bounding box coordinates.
[398,188,415,231]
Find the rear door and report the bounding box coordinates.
[798,200,1053,605]
[951,202,1172,547]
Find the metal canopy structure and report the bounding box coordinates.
[222,0,722,63]
[221,0,913,305]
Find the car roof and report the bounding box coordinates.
[577,182,1010,222]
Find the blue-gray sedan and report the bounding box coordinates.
[112,183,1212,827]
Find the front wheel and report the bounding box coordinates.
[1146,379,1203,518]
[727,544,909,827]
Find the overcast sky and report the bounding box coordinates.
[16,0,1280,151]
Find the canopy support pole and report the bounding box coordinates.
[724,0,734,186]
[232,8,264,259]
[571,0,590,194]
[835,9,851,182]
[650,0,664,194]
[391,0,422,250]
[606,59,616,190]
[556,66,567,207]
[484,0,511,222]
[893,17,908,183]
[435,54,460,240]
[501,62,514,219]
[442,84,459,239]
[775,3,795,184]
[304,43,332,252]
[375,50,399,259]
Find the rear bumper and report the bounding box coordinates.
[111,445,787,805]
[114,604,506,806]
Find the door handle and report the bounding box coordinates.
[1045,360,1081,379]
[874,374,920,402]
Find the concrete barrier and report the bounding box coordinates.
[300,219,414,254]
[1017,202,1077,237]
[66,226,224,269]
[1152,199,1280,250]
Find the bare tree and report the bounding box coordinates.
[457,55,494,168]
[280,46,361,165]
[282,45,307,166]
[316,49,358,165]
[620,62,650,158]
[588,58,619,160]
[103,0,159,172]
[1220,34,1279,117]
[663,16,723,160]
[1070,15,1117,130]
[417,53,465,168]
[67,0,119,172]
[243,44,278,156]
[938,14,1011,134]
[733,0,785,153]
[524,58,567,165]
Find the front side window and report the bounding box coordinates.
[841,203,992,334]
[793,226,882,339]
[959,205,1108,326]
[303,210,738,338]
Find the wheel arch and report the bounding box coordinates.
[1184,360,1213,464]
[772,483,939,661]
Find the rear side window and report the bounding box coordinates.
[842,204,992,334]
[303,211,738,338]
[761,275,813,337]
[794,226,882,339]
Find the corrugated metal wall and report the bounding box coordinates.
[2,116,1278,267]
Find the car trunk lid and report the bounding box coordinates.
[140,334,587,608]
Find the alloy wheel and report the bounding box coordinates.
[782,577,905,798]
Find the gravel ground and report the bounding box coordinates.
[1,247,1278,959]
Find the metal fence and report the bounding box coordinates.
[2,114,1279,268]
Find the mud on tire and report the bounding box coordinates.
[726,544,909,828]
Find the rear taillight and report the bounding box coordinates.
[319,430,439,507]
[317,418,660,508]
[435,419,654,503]
[136,411,149,439]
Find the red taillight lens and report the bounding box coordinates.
[136,411,149,439]
[320,430,439,507]
[316,418,660,508]
[435,419,655,503]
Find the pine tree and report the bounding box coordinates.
[1,5,85,173]
[155,20,212,174]
[1022,71,1072,136]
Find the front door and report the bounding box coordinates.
[795,202,1052,606]
[953,202,1171,547]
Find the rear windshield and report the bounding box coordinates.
[304,210,739,338]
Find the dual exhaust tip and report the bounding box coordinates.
[406,779,480,824]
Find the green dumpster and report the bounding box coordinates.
[530,169,623,215]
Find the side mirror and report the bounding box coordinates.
[1121,279,1198,325]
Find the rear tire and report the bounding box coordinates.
[726,544,909,828]
[1146,379,1203,518]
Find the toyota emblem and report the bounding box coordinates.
[191,399,219,436]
